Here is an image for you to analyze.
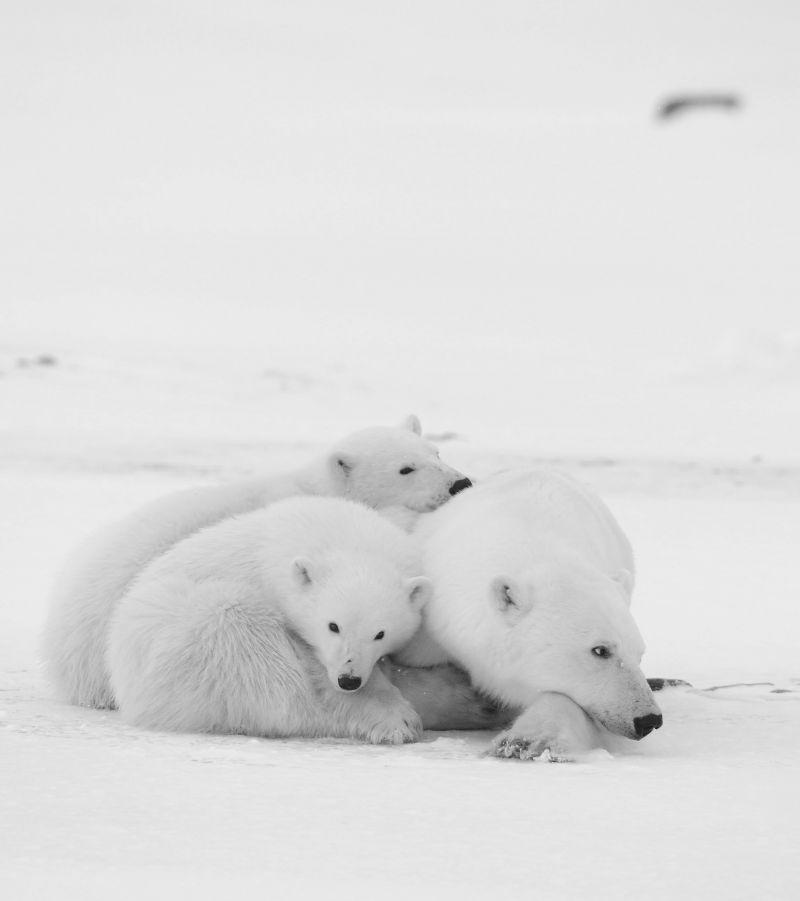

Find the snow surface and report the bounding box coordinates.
[2,468,799,899]
[2,1,800,898]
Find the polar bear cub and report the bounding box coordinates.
[108,496,430,743]
[43,415,470,710]
[398,469,662,760]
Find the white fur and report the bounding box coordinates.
[43,417,467,709]
[397,468,661,757]
[107,496,429,742]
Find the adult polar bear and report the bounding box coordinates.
[398,468,663,760]
[108,497,431,743]
[43,416,471,710]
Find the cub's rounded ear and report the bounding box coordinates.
[490,576,532,621]
[406,576,432,611]
[327,452,354,482]
[292,557,315,587]
[400,414,422,436]
[612,569,635,598]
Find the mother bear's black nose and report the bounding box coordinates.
[338,675,362,691]
[449,477,473,496]
[633,713,663,738]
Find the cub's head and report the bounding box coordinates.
[328,415,472,512]
[485,560,662,740]
[291,556,429,692]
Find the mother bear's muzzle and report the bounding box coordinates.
[633,712,663,738]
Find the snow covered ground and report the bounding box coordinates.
[2,1,799,898]
[2,400,799,900]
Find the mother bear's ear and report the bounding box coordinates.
[406,576,432,611]
[490,576,533,622]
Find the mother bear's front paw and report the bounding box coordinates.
[490,693,601,762]
[492,730,573,762]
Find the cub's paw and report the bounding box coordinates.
[362,701,423,745]
[491,730,573,763]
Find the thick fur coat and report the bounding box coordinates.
[398,469,662,759]
[43,416,469,709]
[108,496,430,743]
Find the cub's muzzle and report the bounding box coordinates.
[337,674,362,692]
[449,477,473,496]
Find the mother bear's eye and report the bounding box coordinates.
[374,631,385,641]
[399,466,415,475]
[591,645,611,659]
[328,622,340,633]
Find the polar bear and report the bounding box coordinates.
[108,496,430,742]
[43,415,471,710]
[397,469,662,760]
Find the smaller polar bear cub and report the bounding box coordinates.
[108,496,430,743]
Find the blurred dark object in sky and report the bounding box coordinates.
[656,94,743,121]
[16,354,58,369]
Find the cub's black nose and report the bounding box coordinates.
[449,477,473,496]
[337,674,362,692]
[633,713,663,738]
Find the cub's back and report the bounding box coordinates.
[133,495,421,592]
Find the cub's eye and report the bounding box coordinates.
[374,631,385,641]
[399,466,415,475]
[591,645,611,659]
[328,622,340,633]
